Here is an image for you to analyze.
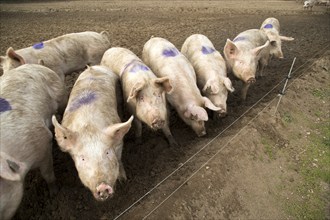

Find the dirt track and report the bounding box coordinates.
[0,1,329,219]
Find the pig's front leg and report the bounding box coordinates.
[241,82,251,101]
[133,118,143,145]
[40,143,58,197]
[162,122,179,147]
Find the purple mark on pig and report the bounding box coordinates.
[263,24,273,29]
[68,91,97,112]
[202,46,215,55]
[0,98,12,113]
[233,36,246,42]
[130,63,150,73]
[162,48,179,57]
[33,42,44,49]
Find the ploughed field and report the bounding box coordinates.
[0,1,329,219]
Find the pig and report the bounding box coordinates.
[0,64,66,220]
[260,17,294,59]
[0,31,110,80]
[52,65,133,201]
[101,47,178,147]
[181,34,235,118]
[142,37,221,137]
[223,29,270,100]
[303,0,315,9]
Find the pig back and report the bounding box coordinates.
[234,29,269,49]
[62,65,121,128]
[0,64,65,169]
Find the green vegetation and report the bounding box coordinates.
[285,120,330,219]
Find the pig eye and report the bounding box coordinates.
[139,96,144,102]
[106,149,114,158]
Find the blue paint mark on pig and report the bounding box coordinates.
[202,46,215,55]
[68,91,97,112]
[162,48,179,57]
[130,63,150,73]
[33,42,44,49]
[233,36,246,42]
[263,24,273,29]
[0,98,12,113]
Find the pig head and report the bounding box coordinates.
[202,76,234,117]
[180,97,220,137]
[0,47,25,75]
[126,77,172,130]
[52,116,133,201]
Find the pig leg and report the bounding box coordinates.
[162,122,179,147]
[115,148,127,182]
[133,118,143,145]
[241,82,251,101]
[39,146,58,196]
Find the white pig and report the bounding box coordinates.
[142,37,221,137]
[260,17,294,59]
[101,47,178,147]
[0,31,110,80]
[0,64,66,220]
[181,34,235,118]
[223,29,270,100]
[52,65,133,201]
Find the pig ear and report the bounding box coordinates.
[279,36,294,41]
[0,152,27,181]
[52,115,77,152]
[6,47,25,65]
[252,40,270,56]
[224,39,239,59]
[202,79,219,95]
[38,59,45,66]
[104,116,134,143]
[154,77,173,94]
[221,77,235,92]
[184,105,208,121]
[127,82,145,103]
[202,97,221,112]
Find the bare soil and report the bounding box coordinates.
[0,1,329,219]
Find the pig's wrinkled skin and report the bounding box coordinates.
[0,31,110,80]
[101,47,178,147]
[224,29,270,100]
[260,17,294,59]
[142,37,221,137]
[0,64,66,220]
[52,65,133,201]
[181,34,235,118]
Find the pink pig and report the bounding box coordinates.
[0,64,66,220]
[181,34,235,118]
[101,47,178,147]
[52,65,133,201]
[0,31,110,80]
[224,29,270,100]
[260,17,294,59]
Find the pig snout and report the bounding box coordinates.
[95,182,113,201]
[197,129,207,137]
[151,117,165,130]
[247,77,256,84]
[218,109,227,118]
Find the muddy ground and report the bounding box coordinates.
[0,1,329,219]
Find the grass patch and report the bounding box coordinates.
[262,138,275,160]
[311,88,330,99]
[285,122,330,219]
[282,111,294,123]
